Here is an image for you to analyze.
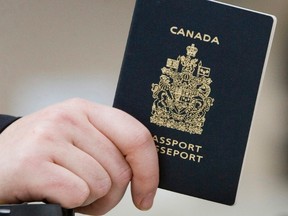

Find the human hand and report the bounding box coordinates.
[0,98,159,215]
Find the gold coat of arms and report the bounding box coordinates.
[150,44,214,134]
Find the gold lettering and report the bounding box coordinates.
[160,146,166,154]
[195,145,202,153]
[172,139,178,146]
[203,34,211,42]
[189,154,195,161]
[177,28,186,36]
[159,136,166,144]
[170,26,178,34]
[187,144,195,151]
[169,26,220,46]
[179,142,187,150]
[173,150,180,156]
[153,135,159,143]
[196,155,204,162]
[186,30,194,38]
[153,135,204,162]
[211,37,220,45]
[194,32,202,40]
[180,152,188,160]
[166,148,173,156]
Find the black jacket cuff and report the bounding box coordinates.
[0,115,20,133]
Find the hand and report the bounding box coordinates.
[0,98,159,215]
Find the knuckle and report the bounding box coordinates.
[116,166,132,187]
[69,185,90,207]
[134,127,153,149]
[66,98,89,108]
[49,180,90,208]
[93,176,112,198]
[125,127,154,164]
[48,108,75,124]
[40,106,79,129]
[31,123,54,142]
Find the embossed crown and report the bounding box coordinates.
[186,44,198,57]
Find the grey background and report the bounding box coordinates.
[0,1,287,215]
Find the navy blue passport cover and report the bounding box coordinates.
[113,0,276,205]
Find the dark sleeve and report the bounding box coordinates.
[0,115,20,134]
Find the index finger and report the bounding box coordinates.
[86,103,159,210]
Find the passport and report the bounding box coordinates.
[113,0,276,205]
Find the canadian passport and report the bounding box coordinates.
[113,0,276,205]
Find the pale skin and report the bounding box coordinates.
[0,98,159,215]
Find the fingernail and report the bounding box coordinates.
[139,192,155,211]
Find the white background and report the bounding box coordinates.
[1,1,288,215]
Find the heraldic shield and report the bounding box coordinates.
[150,44,214,135]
